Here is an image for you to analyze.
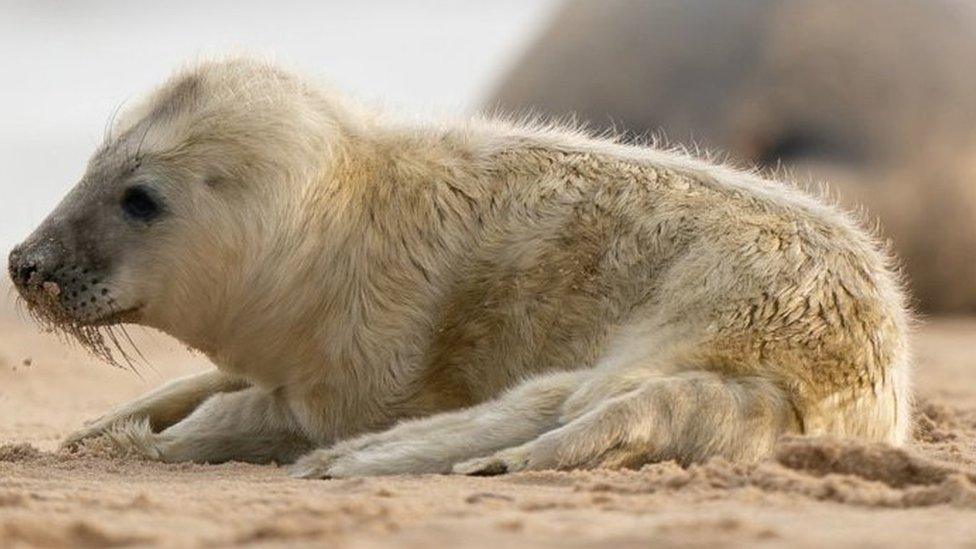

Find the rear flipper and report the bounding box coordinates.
[291,371,587,478]
[454,371,798,474]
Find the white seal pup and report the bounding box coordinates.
[7,59,911,477]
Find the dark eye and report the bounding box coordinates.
[121,186,163,221]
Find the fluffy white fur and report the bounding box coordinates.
[54,59,911,477]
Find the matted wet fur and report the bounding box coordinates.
[8,58,912,476]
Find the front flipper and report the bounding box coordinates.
[62,369,249,451]
[98,387,312,465]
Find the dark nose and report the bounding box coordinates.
[8,242,58,289]
[9,246,34,288]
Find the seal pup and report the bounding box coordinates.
[7,59,912,477]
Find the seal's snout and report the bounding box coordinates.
[8,246,25,286]
[8,245,33,288]
[8,240,61,291]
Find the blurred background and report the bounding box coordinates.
[2,0,974,315]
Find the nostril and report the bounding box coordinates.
[8,248,39,288]
[15,263,38,286]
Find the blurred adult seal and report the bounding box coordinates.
[8,59,911,476]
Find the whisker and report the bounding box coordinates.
[106,326,142,378]
[133,113,159,160]
[103,98,127,143]
[15,286,154,375]
[119,324,155,374]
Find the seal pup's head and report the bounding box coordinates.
[8,59,343,363]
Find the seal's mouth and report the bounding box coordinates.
[88,305,143,326]
[13,272,141,326]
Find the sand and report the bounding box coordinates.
[1,302,974,548]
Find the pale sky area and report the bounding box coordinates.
[0,0,558,254]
